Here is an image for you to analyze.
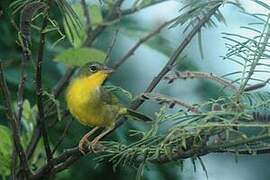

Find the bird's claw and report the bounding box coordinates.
[90,140,98,153]
[78,138,90,155]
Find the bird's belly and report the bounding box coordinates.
[66,89,115,128]
[66,78,123,128]
[68,100,108,127]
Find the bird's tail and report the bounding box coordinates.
[127,109,152,122]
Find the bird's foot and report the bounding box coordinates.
[78,137,90,155]
[78,127,99,155]
[90,139,99,153]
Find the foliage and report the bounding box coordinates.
[0,0,270,180]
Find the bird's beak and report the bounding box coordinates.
[103,66,114,74]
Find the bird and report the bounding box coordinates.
[65,62,152,153]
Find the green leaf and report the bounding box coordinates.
[63,15,85,48]
[54,48,106,66]
[103,85,133,100]
[0,125,12,177]
[60,3,85,48]
[21,100,37,135]
[22,99,31,121]
[89,5,103,28]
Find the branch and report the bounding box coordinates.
[0,62,30,178]
[83,0,124,46]
[33,131,270,177]
[35,6,52,161]
[164,70,238,91]
[31,3,223,177]
[121,0,168,16]
[12,7,34,176]
[244,78,270,92]
[26,127,41,159]
[83,0,166,46]
[17,49,29,123]
[80,0,91,28]
[130,4,222,110]
[112,17,177,69]
[104,29,119,64]
[52,118,73,155]
[31,148,82,179]
[140,92,200,113]
[52,67,76,97]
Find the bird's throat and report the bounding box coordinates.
[66,71,109,106]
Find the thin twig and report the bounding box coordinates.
[83,0,164,46]
[244,78,270,92]
[112,17,177,69]
[26,127,41,159]
[239,15,270,93]
[130,4,222,110]
[121,0,167,16]
[105,29,119,64]
[83,0,124,46]
[80,0,91,32]
[16,64,27,122]
[0,62,30,178]
[52,118,73,155]
[140,92,200,113]
[28,69,73,157]
[11,148,17,180]
[35,7,52,161]
[164,70,238,91]
[27,67,74,161]
[13,23,30,180]
[52,67,76,97]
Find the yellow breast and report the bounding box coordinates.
[65,71,113,127]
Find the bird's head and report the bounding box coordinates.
[78,62,114,78]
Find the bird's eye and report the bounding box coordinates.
[89,65,98,72]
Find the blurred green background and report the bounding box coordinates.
[1,0,270,179]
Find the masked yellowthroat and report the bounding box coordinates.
[66,62,152,153]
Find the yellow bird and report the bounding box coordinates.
[65,62,152,153]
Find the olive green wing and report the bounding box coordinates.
[100,87,119,105]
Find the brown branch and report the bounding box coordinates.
[244,78,270,92]
[104,29,119,64]
[52,67,76,97]
[130,4,222,110]
[135,134,270,164]
[26,66,75,159]
[35,7,52,161]
[140,92,200,113]
[164,70,238,91]
[83,0,124,46]
[50,154,80,175]
[33,132,270,178]
[112,17,177,69]
[52,118,73,155]
[30,3,223,177]
[30,148,82,179]
[11,17,31,179]
[26,67,74,160]
[0,62,30,178]
[26,127,41,159]
[14,12,33,175]
[121,0,168,16]
[83,0,165,47]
